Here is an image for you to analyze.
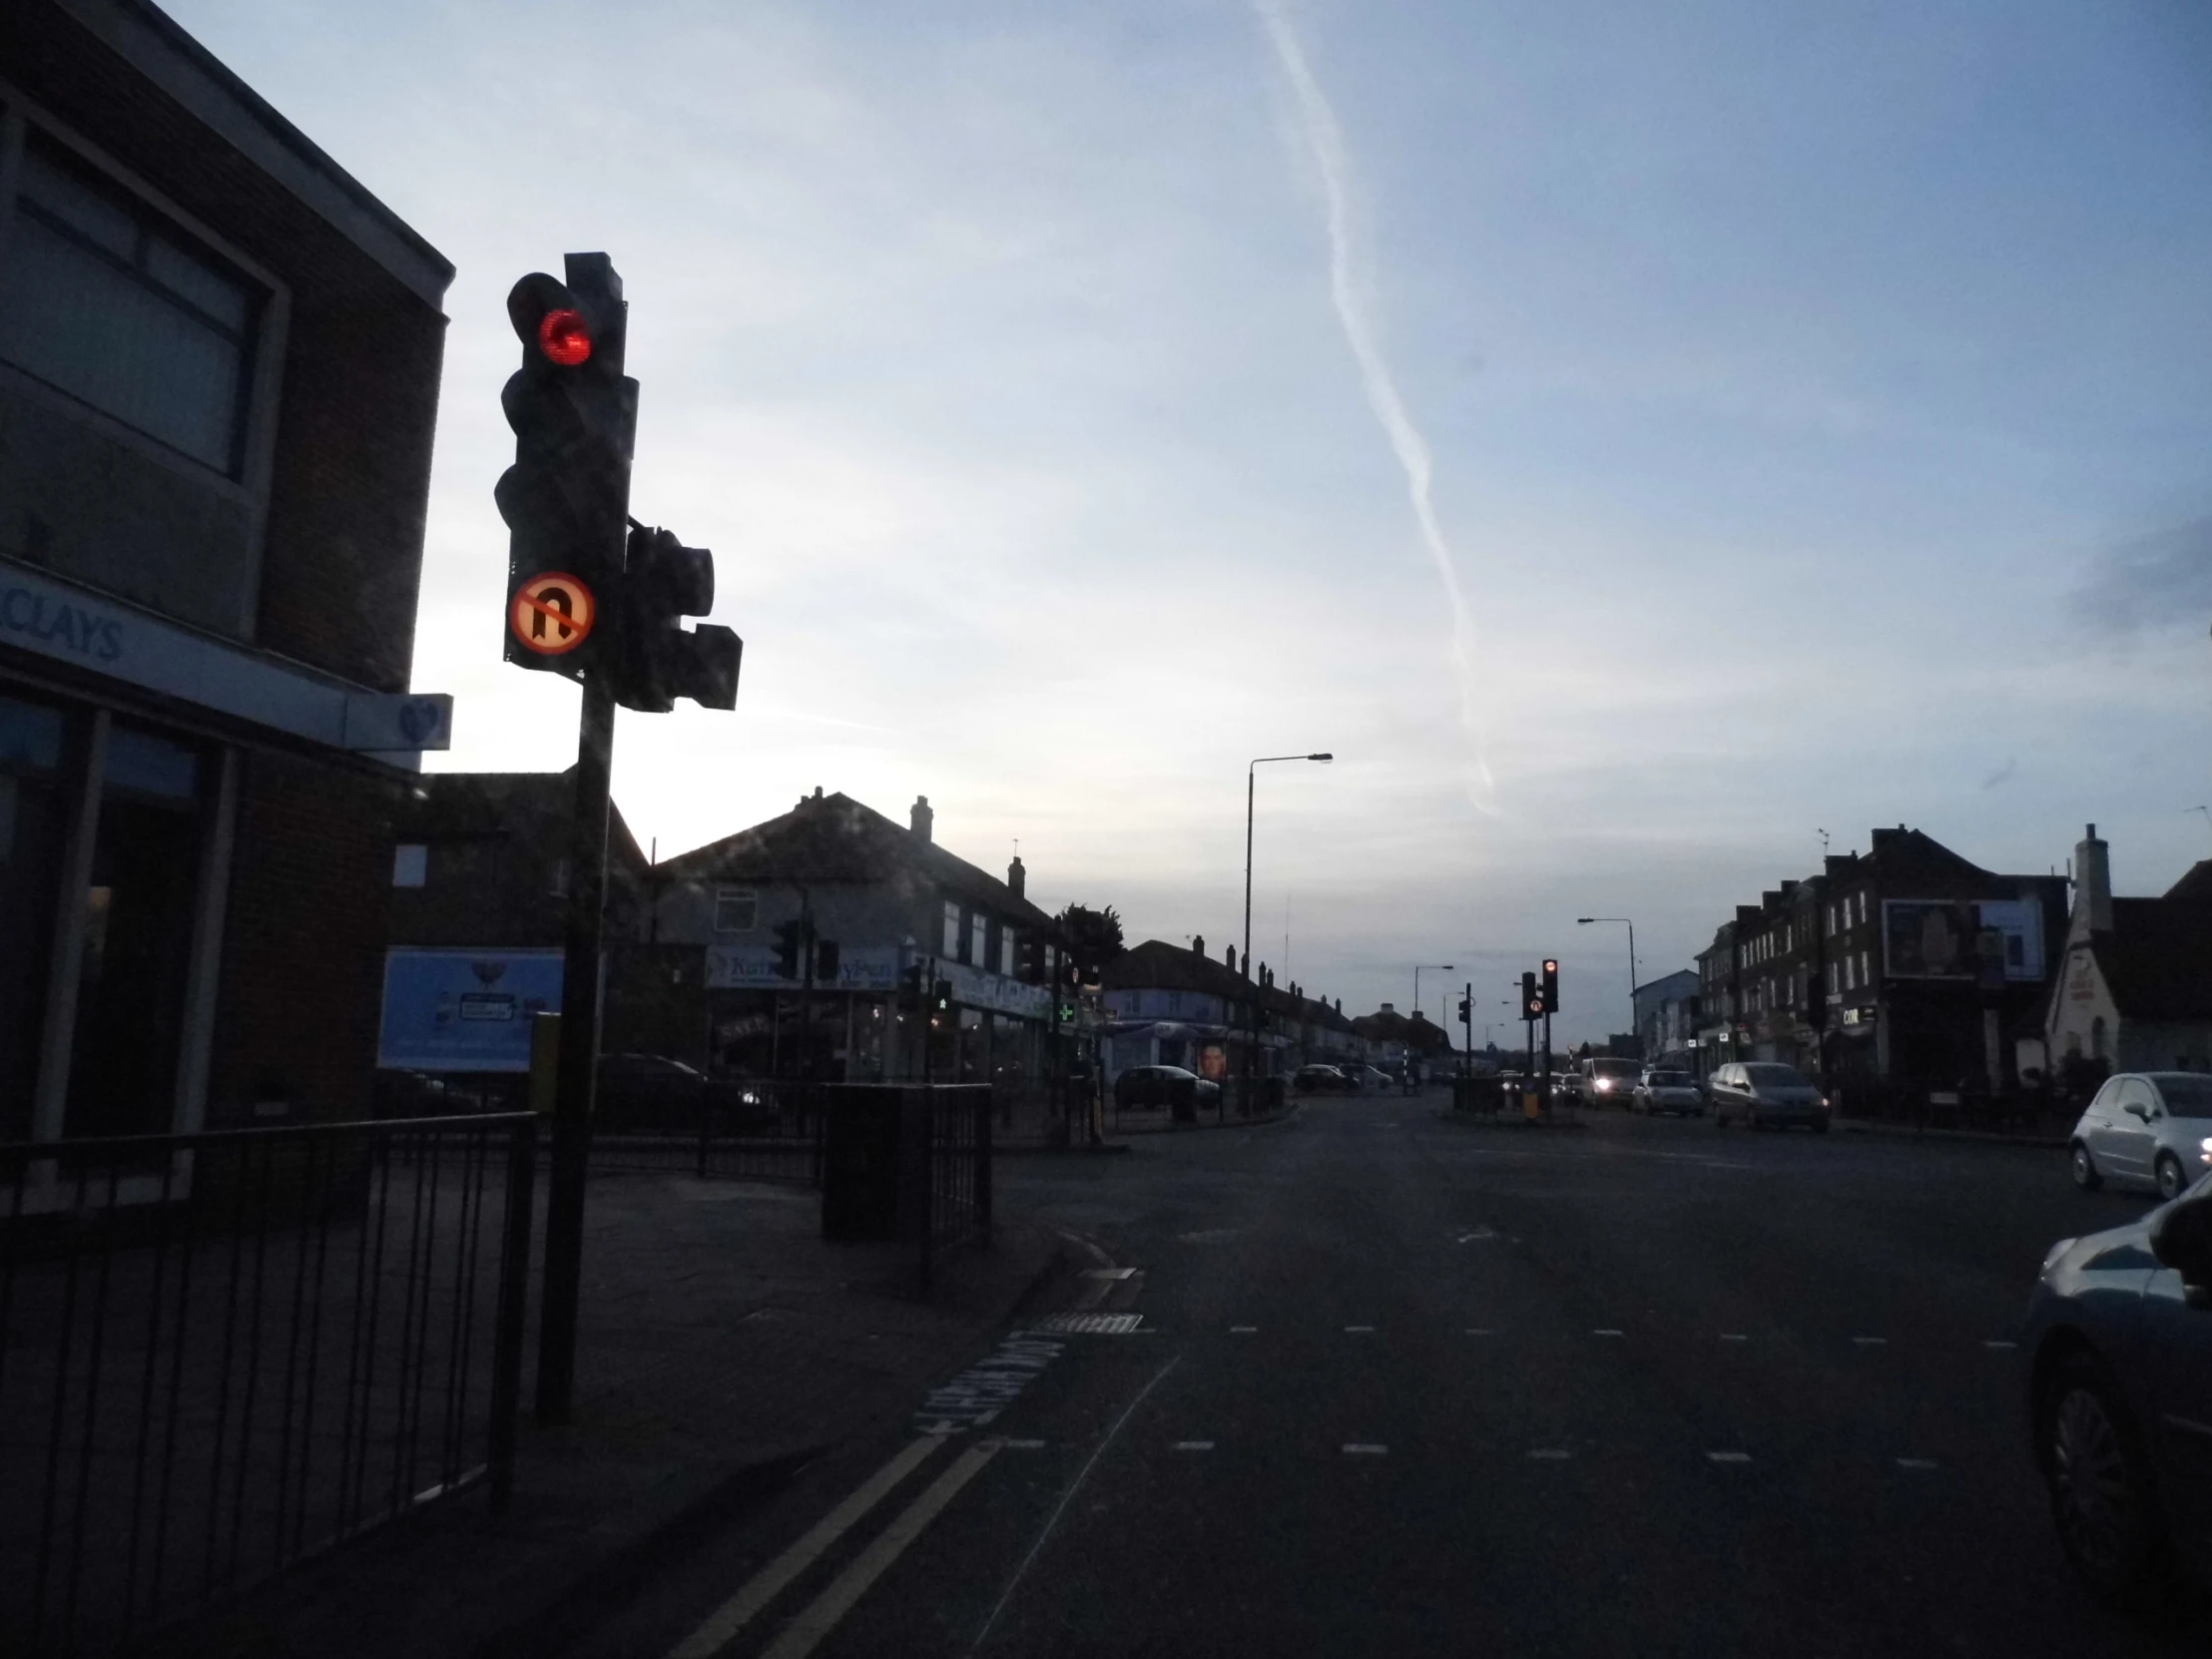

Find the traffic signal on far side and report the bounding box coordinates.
[498,255,636,682]
[1458,996,1472,1022]
[815,938,840,982]
[614,524,743,712]
[1541,958,1559,1014]
[897,962,924,1012]
[774,919,806,980]
[1522,970,1544,1019]
[930,979,953,1022]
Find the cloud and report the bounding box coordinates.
[2072,516,2212,635]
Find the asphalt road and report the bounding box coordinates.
[582,1093,2205,1659]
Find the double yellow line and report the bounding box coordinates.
[666,1433,997,1659]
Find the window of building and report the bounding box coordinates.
[942,899,960,957]
[1001,928,1016,977]
[968,914,987,967]
[0,139,260,475]
[1858,948,1870,986]
[0,695,70,1141]
[392,843,427,887]
[713,887,758,933]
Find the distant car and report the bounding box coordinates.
[2068,1072,2212,1201]
[1115,1065,1221,1115]
[1294,1064,1350,1094]
[1579,1057,1641,1107]
[1345,1064,1393,1093]
[2023,1159,2212,1609]
[1632,1068,1705,1116]
[1709,1061,1829,1131]
[597,1052,708,1132]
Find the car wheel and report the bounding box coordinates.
[2070,1143,2102,1192]
[2037,1350,2170,1610]
[2155,1152,2187,1203]
[1747,1109,1762,1132]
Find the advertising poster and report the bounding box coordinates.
[377,948,564,1072]
[1882,900,1977,979]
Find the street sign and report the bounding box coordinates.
[510,572,596,655]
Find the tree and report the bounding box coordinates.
[1056,903,1124,982]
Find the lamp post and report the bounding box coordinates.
[1244,752,1333,1113]
[1577,916,1639,1060]
[1412,964,1452,1090]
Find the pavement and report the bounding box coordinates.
[546,1087,2206,1658]
[145,1167,1073,1659]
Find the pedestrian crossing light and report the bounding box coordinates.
[930,979,953,1023]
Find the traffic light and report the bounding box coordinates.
[815,938,840,982]
[613,524,743,712]
[498,255,636,682]
[1458,996,1472,1022]
[773,919,806,980]
[1541,958,1559,1014]
[897,962,924,1012]
[1522,970,1543,1020]
[930,979,953,1022]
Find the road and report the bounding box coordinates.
[580,1092,2202,1658]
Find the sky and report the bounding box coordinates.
[172,0,2212,1043]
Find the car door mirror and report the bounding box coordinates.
[2125,1104,2150,1121]
[2150,1194,2212,1298]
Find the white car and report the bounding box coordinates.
[1631,1068,1704,1116]
[2068,1071,2212,1202]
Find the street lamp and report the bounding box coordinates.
[1413,964,1453,1026]
[1244,752,1333,1113]
[1576,916,1639,1060]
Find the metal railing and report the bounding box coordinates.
[0,1113,535,1657]
[917,1085,991,1286]
[695,1082,828,1187]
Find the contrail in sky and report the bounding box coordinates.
[1253,0,1494,809]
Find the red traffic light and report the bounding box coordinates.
[537,307,592,365]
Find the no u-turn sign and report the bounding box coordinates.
[509,572,596,655]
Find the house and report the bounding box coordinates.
[2044,825,2212,1079]
[1,0,453,1146]
[651,790,1068,1090]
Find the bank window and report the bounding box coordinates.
[392,843,427,887]
[942,899,960,957]
[714,886,758,932]
[0,696,71,1141]
[0,138,260,476]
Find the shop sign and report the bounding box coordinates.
[377,948,562,1072]
[707,942,900,990]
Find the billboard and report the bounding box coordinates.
[1883,899,2045,982]
[377,947,564,1072]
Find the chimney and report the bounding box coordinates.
[1380,1001,1395,1015]
[2073,823,2112,940]
[1007,854,1025,897]
[1226,943,1238,973]
[910,796,932,843]
[1191,933,1204,957]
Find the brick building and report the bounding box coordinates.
[1692,827,2065,1106]
[0,0,452,1155]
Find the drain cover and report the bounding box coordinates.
[1028,1313,1145,1335]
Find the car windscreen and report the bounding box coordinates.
[2154,1074,2212,1117]
[1745,1063,1808,1086]
[1648,1072,1692,1086]
[1591,1061,1638,1078]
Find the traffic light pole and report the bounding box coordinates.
[536,671,616,1424]
[1541,1009,1553,1120]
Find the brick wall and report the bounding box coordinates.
[208,749,397,1125]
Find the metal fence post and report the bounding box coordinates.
[976,1089,992,1243]
[487,1117,536,1512]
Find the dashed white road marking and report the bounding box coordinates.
[1342,1443,1388,1455]
[1593,1329,1624,1338]
[1527,1449,1573,1460]
[1720,1334,1749,1343]
[1230,1325,1258,1334]
[1464,1328,1493,1337]
[997,1439,1047,1450]
[1896,1457,1939,1470]
[1707,1451,1753,1464]
[1345,1325,1376,1334]
[1983,1340,2018,1351]
[1853,1337,1888,1348]
[1173,1440,1215,1451]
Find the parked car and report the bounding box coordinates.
[1709,1061,1830,1131]
[2023,1158,2212,1609]
[1632,1068,1705,1116]
[1578,1057,1641,1107]
[1294,1064,1350,1094]
[1347,1064,1393,1092]
[1114,1065,1221,1116]
[2067,1072,2212,1201]
[596,1051,707,1132]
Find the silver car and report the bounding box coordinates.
[1710,1061,1830,1132]
[2067,1071,2212,1202]
[1631,1068,1704,1116]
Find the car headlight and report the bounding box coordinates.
[2201,1135,2212,1168]
[2041,1237,2076,1277]
[1595,1079,1613,1091]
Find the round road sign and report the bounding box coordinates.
[510,572,596,655]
